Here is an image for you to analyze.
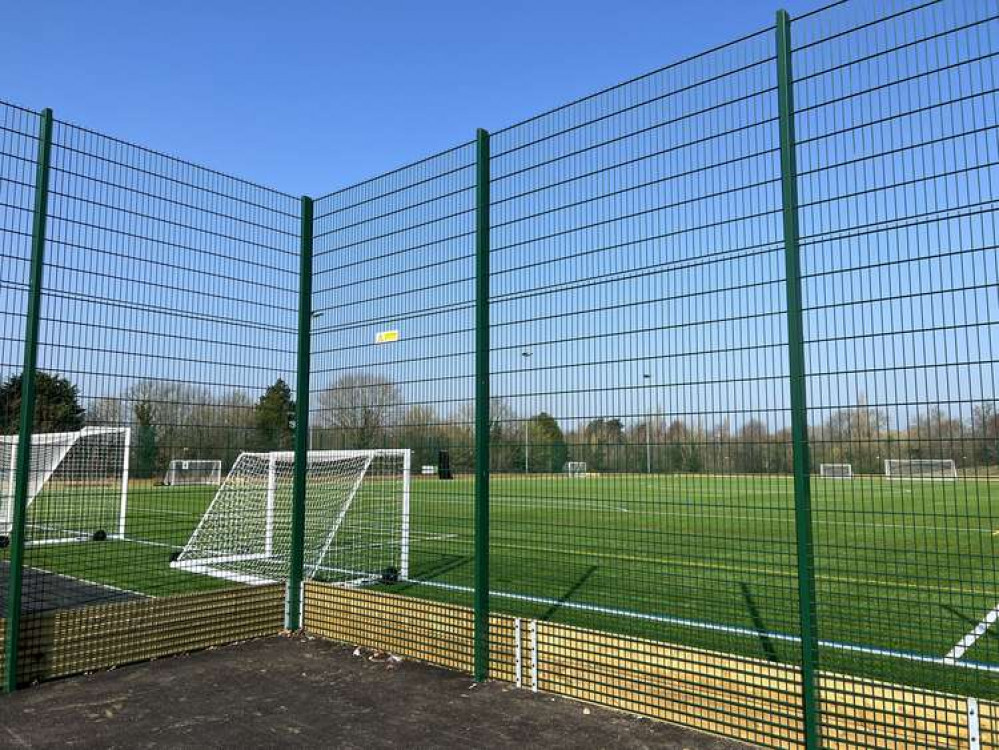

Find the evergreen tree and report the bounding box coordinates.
[134,400,159,479]
[527,412,567,473]
[254,378,295,451]
[0,371,85,433]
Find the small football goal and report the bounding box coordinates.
[0,426,130,546]
[819,463,853,479]
[164,459,222,486]
[171,449,411,586]
[884,459,958,481]
[564,461,587,478]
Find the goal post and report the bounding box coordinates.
[819,463,853,479]
[0,426,130,546]
[164,459,222,486]
[884,459,958,481]
[564,461,587,478]
[171,448,412,586]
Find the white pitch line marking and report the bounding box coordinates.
[946,602,999,662]
[405,577,999,675]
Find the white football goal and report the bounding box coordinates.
[171,448,411,586]
[0,426,130,546]
[164,459,222,486]
[564,461,587,478]
[819,463,853,479]
[884,459,958,481]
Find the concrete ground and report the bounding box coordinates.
[0,635,754,749]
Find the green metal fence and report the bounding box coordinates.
[1,1,998,746]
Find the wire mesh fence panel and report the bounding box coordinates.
[481,25,810,744]
[305,145,480,656]
[1,0,999,742]
[2,114,298,680]
[0,101,43,674]
[791,0,999,714]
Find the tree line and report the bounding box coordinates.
[2,371,997,478]
[1,372,295,479]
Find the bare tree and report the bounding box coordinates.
[87,396,124,426]
[817,398,888,474]
[447,397,519,472]
[971,402,999,467]
[315,373,401,449]
[908,406,965,464]
[122,380,255,473]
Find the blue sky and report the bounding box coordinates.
[0,0,816,197]
[3,0,994,441]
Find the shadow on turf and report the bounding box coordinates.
[539,565,599,622]
[941,603,998,648]
[395,555,473,593]
[739,582,779,662]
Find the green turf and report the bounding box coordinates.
[6,473,998,697]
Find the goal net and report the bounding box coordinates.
[884,459,958,481]
[171,449,411,586]
[0,427,130,546]
[819,463,853,479]
[564,461,587,478]
[165,459,222,486]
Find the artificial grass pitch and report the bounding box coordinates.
[5,473,997,697]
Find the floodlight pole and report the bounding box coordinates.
[4,108,53,693]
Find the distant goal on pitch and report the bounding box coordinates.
[884,459,958,481]
[164,459,222,486]
[170,448,411,586]
[819,463,853,480]
[0,426,130,546]
[563,461,588,478]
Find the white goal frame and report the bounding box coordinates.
[171,448,411,586]
[164,459,222,486]
[0,426,130,545]
[884,458,958,481]
[564,461,587,478]
[819,463,853,480]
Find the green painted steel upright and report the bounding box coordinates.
[4,108,54,693]
[775,11,820,748]
[287,195,314,631]
[473,128,491,682]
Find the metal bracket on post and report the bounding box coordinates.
[968,698,981,750]
[287,195,314,631]
[775,11,821,748]
[473,129,491,682]
[514,618,523,688]
[4,107,54,693]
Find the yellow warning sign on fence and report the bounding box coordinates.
[375,330,400,344]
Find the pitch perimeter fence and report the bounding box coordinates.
[1,2,998,747]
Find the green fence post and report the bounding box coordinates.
[4,107,54,693]
[287,195,314,631]
[775,11,820,748]
[473,128,491,682]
